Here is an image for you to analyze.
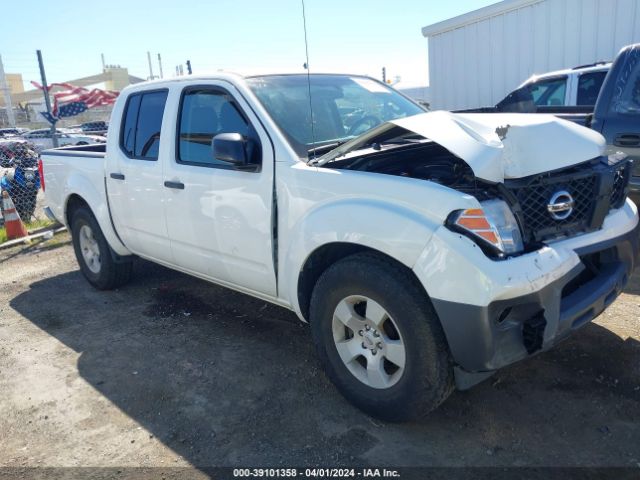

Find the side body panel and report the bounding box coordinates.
[41,151,130,256]
[276,162,480,318]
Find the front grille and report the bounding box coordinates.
[504,158,631,244]
[515,173,596,242]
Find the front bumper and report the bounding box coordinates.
[415,201,639,387]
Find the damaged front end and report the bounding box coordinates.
[317,111,634,258]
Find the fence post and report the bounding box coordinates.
[36,50,58,148]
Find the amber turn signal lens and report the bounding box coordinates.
[453,208,502,250]
[456,216,491,230]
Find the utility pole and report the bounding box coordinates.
[178,64,184,76]
[0,54,16,127]
[382,67,387,84]
[157,53,164,79]
[186,60,192,75]
[37,50,58,147]
[147,51,155,80]
[101,53,106,71]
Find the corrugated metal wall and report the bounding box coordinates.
[426,0,640,110]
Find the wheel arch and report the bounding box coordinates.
[296,242,433,323]
[63,187,130,256]
[65,193,90,226]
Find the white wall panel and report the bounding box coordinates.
[424,0,640,110]
[579,0,598,64]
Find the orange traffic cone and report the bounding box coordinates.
[2,191,28,240]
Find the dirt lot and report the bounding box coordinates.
[0,232,639,470]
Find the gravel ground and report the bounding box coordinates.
[0,232,639,470]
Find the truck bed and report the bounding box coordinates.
[42,143,107,158]
[40,143,107,227]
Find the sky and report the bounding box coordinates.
[1,0,497,90]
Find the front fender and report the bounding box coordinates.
[64,173,130,256]
[282,198,440,317]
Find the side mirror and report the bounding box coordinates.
[212,133,255,170]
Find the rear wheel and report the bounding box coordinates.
[71,207,132,290]
[309,252,453,421]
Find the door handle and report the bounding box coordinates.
[614,134,640,147]
[164,180,185,190]
[110,173,125,180]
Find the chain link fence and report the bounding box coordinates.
[0,105,112,242]
[0,140,48,241]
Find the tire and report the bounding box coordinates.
[70,207,132,290]
[309,252,454,422]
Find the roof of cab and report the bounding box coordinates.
[119,71,377,95]
[519,62,611,88]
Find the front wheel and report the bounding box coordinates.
[71,207,132,290]
[310,252,454,421]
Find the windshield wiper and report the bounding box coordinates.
[306,141,347,164]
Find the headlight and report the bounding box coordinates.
[447,199,524,257]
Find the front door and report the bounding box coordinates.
[163,83,276,296]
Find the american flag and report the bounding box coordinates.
[31,81,119,122]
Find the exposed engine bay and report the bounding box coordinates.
[322,133,495,199]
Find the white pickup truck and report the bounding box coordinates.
[41,73,639,421]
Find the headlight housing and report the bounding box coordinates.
[447,199,524,257]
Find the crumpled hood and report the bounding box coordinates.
[390,111,606,183]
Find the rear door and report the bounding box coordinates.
[106,89,173,263]
[162,83,276,296]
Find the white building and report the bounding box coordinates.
[422,0,640,110]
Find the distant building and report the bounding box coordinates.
[6,73,24,94]
[2,67,144,108]
[422,0,640,110]
[0,67,145,127]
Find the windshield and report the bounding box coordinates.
[246,74,424,158]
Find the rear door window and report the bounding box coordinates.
[121,94,141,156]
[577,71,607,105]
[120,90,168,160]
